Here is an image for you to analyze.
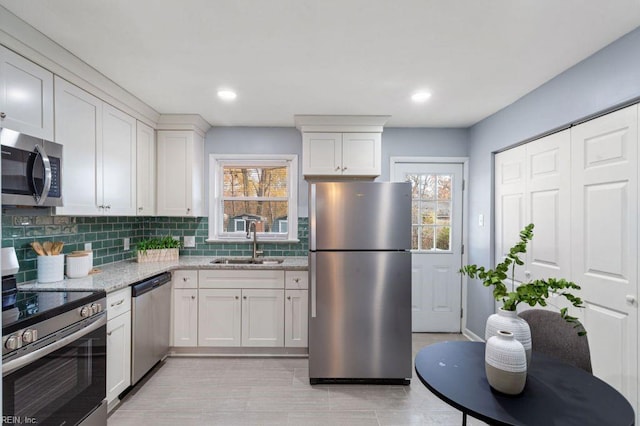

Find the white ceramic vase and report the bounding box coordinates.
[485,308,532,367]
[485,330,527,395]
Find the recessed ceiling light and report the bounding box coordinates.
[411,91,432,103]
[217,90,237,101]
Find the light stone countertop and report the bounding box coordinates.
[18,256,309,294]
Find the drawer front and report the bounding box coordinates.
[107,287,132,321]
[285,271,308,289]
[173,270,198,289]
[198,269,284,289]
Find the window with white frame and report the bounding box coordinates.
[208,155,298,241]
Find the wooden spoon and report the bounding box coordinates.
[42,241,53,256]
[30,241,45,256]
[52,241,64,255]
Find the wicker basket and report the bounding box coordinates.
[136,248,179,263]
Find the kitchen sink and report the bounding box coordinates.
[210,258,284,265]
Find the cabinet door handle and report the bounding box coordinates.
[186,208,191,214]
[334,166,341,171]
[107,331,113,336]
[183,277,189,282]
[138,207,143,211]
[235,296,239,300]
[293,278,300,283]
[191,295,196,300]
[105,205,111,209]
[243,296,247,300]
[0,112,6,119]
[342,166,347,171]
[110,299,124,307]
[287,296,291,300]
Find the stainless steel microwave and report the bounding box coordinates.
[1,128,63,207]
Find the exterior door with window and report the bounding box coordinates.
[394,163,464,332]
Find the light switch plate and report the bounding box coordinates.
[123,238,130,251]
[184,236,196,248]
[478,214,484,227]
[84,242,92,251]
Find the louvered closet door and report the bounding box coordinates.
[571,104,638,414]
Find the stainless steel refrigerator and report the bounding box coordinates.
[308,181,412,384]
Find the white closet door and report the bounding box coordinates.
[525,130,571,284]
[571,104,638,413]
[494,145,526,285]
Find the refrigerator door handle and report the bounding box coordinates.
[310,252,317,318]
[309,184,316,251]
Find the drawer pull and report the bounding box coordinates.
[287,296,291,300]
[183,277,189,282]
[110,299,125,307]
[294,278,300,283]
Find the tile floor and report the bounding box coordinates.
[108,333,487,425]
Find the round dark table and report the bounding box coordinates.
[414,341,635,426]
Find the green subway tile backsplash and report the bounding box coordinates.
[1,214,308,284]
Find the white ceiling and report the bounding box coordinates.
[2,0,640,127]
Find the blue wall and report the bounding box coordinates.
[380,128,469,180]
[465,26,640,337]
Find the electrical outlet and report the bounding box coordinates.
[123,238,130,251]
[84,242,92,251]
[184,236,196,248]
[172,236,180,242]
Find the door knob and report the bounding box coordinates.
[626,295,636,304]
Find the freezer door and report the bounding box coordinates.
[308,251,412,380]
[309,182,411,251]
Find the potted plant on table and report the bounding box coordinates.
[136,236,183,263]
[460,224,585,364]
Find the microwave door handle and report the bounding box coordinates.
[32,144,52,206]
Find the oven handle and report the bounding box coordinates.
[2,314,106,377]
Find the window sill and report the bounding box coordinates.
[205,238,300,244]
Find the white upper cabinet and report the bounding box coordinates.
[54,77,103,216]
[102,103,137,215]
[136,121,156,216]
[0,46,54,140]
[156,130,204,217]
[54,77,136,216]
[302,132,381,176]
[296,115,388,178]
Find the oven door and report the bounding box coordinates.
[3,315,106,426]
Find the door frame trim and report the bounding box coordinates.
[390,156,469,333]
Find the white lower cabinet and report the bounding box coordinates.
[170,269,308,350]
[173,288,198,346]
[198,288,284,347]
[198,289,241,346]
[284,289,308,348]
[106,287,132,407]
[241,289,284,347]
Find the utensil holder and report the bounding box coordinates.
[37,255,64,283]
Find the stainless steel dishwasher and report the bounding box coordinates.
[131,272,172,385]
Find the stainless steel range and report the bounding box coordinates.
[2,273,107,426]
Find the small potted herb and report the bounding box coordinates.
[136,236,183,263]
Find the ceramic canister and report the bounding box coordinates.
[66,253,90,278]
[485,330,527,395]
[37,255,64,283]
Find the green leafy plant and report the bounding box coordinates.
[136,235,183,254]
[460,223,586,335]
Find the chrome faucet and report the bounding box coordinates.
[246,220,263,260]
